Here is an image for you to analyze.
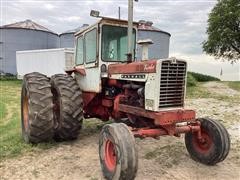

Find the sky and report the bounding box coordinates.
[1,0,239,81]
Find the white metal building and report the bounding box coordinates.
[16,48,74,79]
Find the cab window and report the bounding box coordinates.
[101,25,136,62]
[75,36,84,65]
[85,28,97,64]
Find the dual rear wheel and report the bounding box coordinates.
[21,72,83,143]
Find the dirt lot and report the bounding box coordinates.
[0,81,239,180]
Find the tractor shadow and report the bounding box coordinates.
[32,118,109,150]
[80,118,111,137]
[53,118,110,146]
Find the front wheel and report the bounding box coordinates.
[185,118,230,165]
[99,123,138,180]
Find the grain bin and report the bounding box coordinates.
[0,19,59,74]
[59,24,89,48]
[137,20,171,60]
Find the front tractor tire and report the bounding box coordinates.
[21,72,54,143]
[51,74,83,141]
[99,123,138,180]
[185,118,230,165]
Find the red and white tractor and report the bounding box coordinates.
[21,1,230,179]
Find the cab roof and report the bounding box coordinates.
[74,17,138,37]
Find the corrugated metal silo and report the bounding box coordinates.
[59,33,75,48]
[137,20,171,60]
[0,19,59,74]
[59,24,89,48]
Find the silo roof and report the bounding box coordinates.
[0,19,57,35]
[60,24,89,35]
[138,20,171,36]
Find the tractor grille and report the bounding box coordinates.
[159,60,186,108]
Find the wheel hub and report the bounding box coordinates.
[193,130,213,153]
[105,140,117,171]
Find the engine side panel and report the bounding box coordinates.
[75,67,102,93]
[144,71,161,111]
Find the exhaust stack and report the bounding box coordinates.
[127,0,133,62]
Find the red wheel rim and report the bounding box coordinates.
[192,130,213,153]
[105,140,117,171]
[23,95,29,130]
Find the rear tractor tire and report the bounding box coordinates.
[51,74,83,141]
[99,123,138,180]
[21,72,54,143]
[185,118,230,165]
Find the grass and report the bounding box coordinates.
[188,71,220,82]
[81,118,110,136]
[0,101,6,120]
[186,82,240,103]
[0,75,18,81]
[187,73,197,87]
[186,82,211,98]
[0,80,55,161]
[0,80,30,159]
[225,81,240,91]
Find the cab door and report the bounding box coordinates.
[75,26,101,93]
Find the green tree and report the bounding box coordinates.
[203,0,240,62]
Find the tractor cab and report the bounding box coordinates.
[73,17,138,93]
